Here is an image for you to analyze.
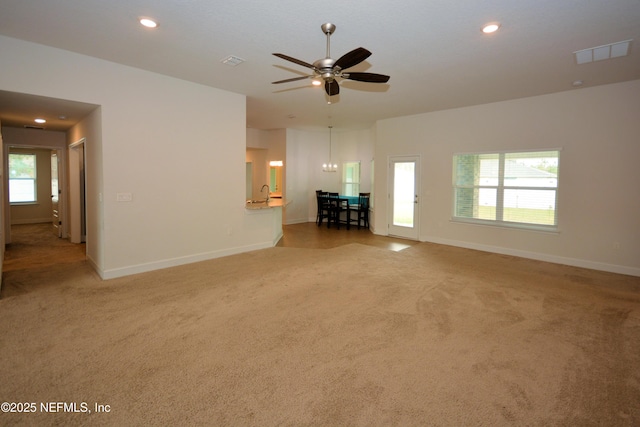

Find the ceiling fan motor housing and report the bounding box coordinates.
[314,58,338,81]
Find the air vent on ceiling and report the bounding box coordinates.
[24,125,45,130]
[574,39,632,65]
[221,55,245,66]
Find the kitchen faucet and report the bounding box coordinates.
[261,184,270,202]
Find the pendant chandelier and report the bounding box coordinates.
[322,125,338,172]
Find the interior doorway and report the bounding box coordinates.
[4,145,65,245]
[68,138,86,244]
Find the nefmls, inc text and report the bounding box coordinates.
[41,402,90,413]
[1,401,111,414]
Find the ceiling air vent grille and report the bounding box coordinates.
[574,39,632,65]
[221,55,245,66]
[24,125,45,130]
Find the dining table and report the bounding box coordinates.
[338,195,360,205]
[317,194,359,204]
[321,194,360,229]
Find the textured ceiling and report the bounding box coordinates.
[0,0,639,132]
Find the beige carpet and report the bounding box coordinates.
[1,225,639,426]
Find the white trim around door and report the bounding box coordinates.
[388,155,420,240]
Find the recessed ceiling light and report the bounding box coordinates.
[482,23,500,34]
[34,118,46,124]
[139,18,158,28]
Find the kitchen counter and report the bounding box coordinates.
[245,198,291,210]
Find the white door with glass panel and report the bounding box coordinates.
[388,156,419,239]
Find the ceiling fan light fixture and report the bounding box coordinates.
[139,17,158,28]
[312,79,322,86]
[482,23,500,34]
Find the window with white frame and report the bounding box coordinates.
[9,153,37,203]
[453,150,559,230]
[342,161,361,196]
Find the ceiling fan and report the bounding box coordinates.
[272,23,390,96]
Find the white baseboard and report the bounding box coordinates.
[286,218,311,225]
[422,236,640,277]
[86,254,103,278]
[99,241,274,280]
[95,227,639,280]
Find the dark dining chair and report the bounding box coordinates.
[348,192,370,229]
[316,190,330,226]
[327,192,350,229]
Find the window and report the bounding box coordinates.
[453,150,559,230]
[342,161,360,196]
[9,153,37,203]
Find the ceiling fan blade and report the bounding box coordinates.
[272,76,312,84]
[344,72,390,83]
[334,47,371,70]
[325,80,340,96]
[273,53,316,70]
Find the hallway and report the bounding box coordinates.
[3,223,86,270]
[1,223,86,298]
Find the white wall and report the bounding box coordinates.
[375,80,640,276]
[0,35,277,279]
[284,129,315,224]
[284,128,374,224]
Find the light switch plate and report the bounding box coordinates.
[116,192,132,202]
